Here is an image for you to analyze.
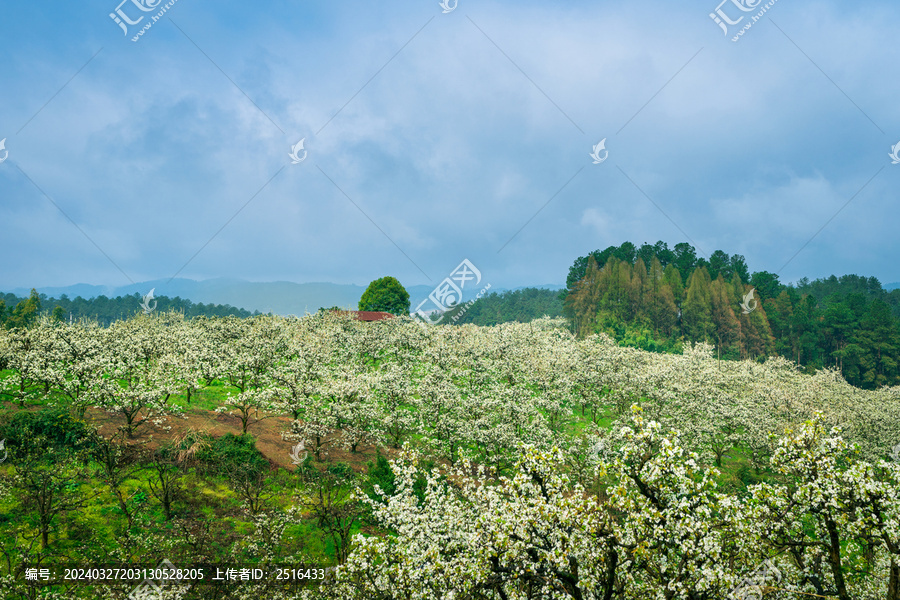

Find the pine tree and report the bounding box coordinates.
[643,258,678,337]
[821,298,855,370]
[852,299,900,388]
[792,295,821,368]
[746,301,775,358]
[710,276,741,360]
[663,264,684,307]
[564,256,603,337]
[629,258,648,322]
[682,268,714,342]
[599,257,631,322]
[767,290,796,361]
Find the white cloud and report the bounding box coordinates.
[0,0,897,289]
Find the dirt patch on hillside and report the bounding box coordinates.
[83,405,392,472]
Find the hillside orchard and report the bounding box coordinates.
[0,311,899,598]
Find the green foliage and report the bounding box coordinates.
[749,270,783,301]
[4,289,42,329]
[358,276,410,315]
[412,460,434,504]
[0,290,259,328]
[736,463,764,487]
[566,242,752,295]
[610,318,681,354]
[564,240,900,389]
[0,407,94,457]
[682,267,715,342]
[441,288,563,326]
[364,454,397,501]
[327,462,355,480]
[50,305,65,322]
[362,455,432,507]
[196,433,269,476]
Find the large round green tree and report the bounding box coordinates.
[359,276,410,315]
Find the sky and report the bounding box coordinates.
[1,0,898,296]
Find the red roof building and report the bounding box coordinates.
[333,310,395,322]
[353,311,395,322]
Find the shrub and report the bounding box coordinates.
[196,433,269,476]
[0,407,94,457]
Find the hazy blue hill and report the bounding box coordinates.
[11,279,364,316]
[8,280,564,316]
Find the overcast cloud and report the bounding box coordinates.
[1,0,897,294]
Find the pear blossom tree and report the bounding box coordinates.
[91,317,181,438]
[39,320,105,417]
[215,316,287,433]
[368,362,419,449]
[321,366,379,453]
[0,326,49,407]
[269,332,327,421]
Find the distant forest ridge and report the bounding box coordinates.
[438,288,565,326]
[0,290,260,328]
[562,241,900,389]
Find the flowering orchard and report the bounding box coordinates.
[0,311,899,598]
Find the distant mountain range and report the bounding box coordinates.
[888,283,900,291]
[6,279,564,316]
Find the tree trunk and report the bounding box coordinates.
[825,516,850,600]
[889,557,900,600]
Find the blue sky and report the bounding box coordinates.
[1,0,898,295]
